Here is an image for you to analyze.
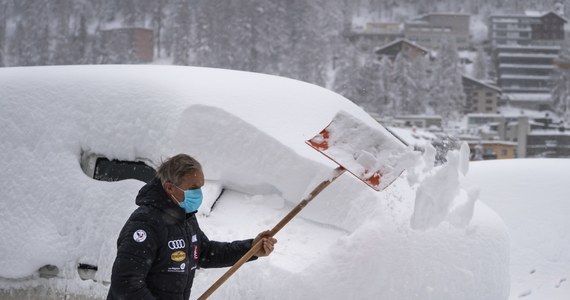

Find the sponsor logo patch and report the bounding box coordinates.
[193,245,198,260]
[133,230,147,242]
[167,263,186,273]
[191,234,197,243]
[168,239,186,250]
[171,251,186,262]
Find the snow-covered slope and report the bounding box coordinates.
[0,65,509,299]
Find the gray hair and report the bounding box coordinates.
[156,154,202,185]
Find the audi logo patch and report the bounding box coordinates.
[168,239,186,250]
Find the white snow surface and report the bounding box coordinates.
[465,159,570,300]
[0,65,510,299]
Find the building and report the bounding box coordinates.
[467,140,517,160]
[100,27,154,63]
[526,130,570,157]
[386,126,437,152]
[495,44,559,102]
[392,115,443,129]
[488,11,567,47]
[375,39,430,61]
[528,11,567,46]
[488,11,566,110]
[404,13,471,50]
[346,21,403,52]
[462,75,502,114]
[504,92,553,110]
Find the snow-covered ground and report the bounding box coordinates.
[0,65,514,299]
[466,159,570,300]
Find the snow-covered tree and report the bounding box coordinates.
[473,45,488,80]
[552,47,570,123]
[172,0,191,65]
[151,0,166,58]
[377,57,393,114]
[332,44,361,104]
[0,2,6,67]
[389,52,423,115]
[430,39,466,121]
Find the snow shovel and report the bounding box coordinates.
[197,111,408,300]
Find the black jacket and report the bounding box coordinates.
[107,177,255,300]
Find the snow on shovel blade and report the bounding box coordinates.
[307,111,408,191]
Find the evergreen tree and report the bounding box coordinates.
[0,2,6,67]
[376,57,393,115]
[552,48,570,123]
[473,45,488,80]
[152,0,166,58]
[389,52,422,116]
[172,0,191,65]
[332,44,361,104]
[355,53,382,112]
[51,0,72,65]
[430,39,466,121]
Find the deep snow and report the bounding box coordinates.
[465,159,570,300]
[0,65,512,299]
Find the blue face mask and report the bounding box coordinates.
[174,186,203,213]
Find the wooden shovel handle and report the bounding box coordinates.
[197,167,345,300]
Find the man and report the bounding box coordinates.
[107,154,277,299]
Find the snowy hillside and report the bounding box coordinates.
[0,65,510,299]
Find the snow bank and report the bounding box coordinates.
[0,65,509,299]
[466,159,570,300]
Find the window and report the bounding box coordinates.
[80,152,156,183]
[486,99,493,104]
[501,149,508,156]
[486,92,493,96]
[94,158,156,183]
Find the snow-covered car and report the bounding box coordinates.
[0,65,510,299]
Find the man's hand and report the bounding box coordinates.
[253,230,277,257]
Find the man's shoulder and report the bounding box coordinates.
[128,205,164,226]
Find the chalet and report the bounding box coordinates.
[462,75,502,114]
[531,11,568,45]
[488,11,567,47]
[375,39,430,61]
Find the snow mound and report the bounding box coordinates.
[466,159,570,300]
[410,143,477,230]
[0,65,509,299]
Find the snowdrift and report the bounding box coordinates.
[0,65,509,299]
[466,159,570,300]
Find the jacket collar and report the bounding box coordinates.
[135,177,187,222]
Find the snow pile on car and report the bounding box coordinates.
[0,65,509,299]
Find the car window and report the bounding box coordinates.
[93,157,156,183]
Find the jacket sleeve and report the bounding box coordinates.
[197,228,257,269]
[108,218,160,300]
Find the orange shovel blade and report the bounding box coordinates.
[307,111,408,191]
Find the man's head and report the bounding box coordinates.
[157,154,205,204]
